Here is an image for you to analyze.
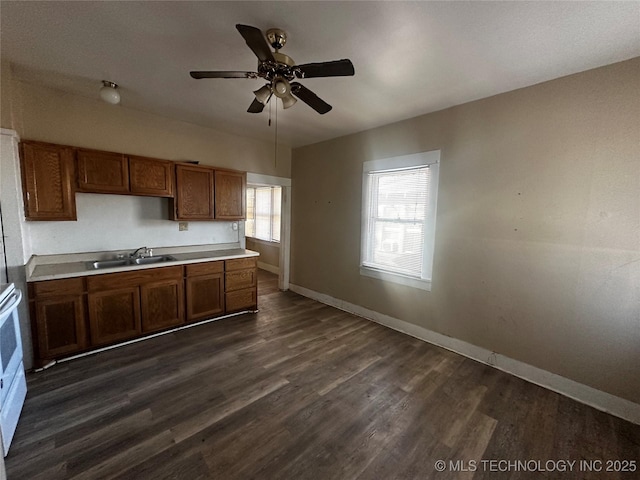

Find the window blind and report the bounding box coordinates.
[246,186,282,242]
[363,166,430,278]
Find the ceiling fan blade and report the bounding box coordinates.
[190,71,257,79]
[296,59,355,78]
[247,98,265,113]
[290,82,332,114]
[236,24,275,63]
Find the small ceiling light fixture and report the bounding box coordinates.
[100,80,120,105]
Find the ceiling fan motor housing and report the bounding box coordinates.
[266,28,287,50]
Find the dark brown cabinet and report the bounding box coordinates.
[20,140,247,222]
[129,155,174,197]
[88,286,141,346]
[141,277,184,332]
[28,258,258,364]
[171,164,215,220]
[86,266,184,346]
[185,261,225,322]
[29,277,87,362]
[76,148,129,194]
[225,257,257,312]
[215,169,246,220]
[20,141,77,221]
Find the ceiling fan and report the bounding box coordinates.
[190,24,355,115]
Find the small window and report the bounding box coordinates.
[246,186,281,243]
[361,151,439,290]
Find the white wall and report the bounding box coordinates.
[26,193,240,256]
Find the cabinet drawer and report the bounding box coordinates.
[87,266,183,291]
[225,257,257,272]
[32,277,85,297]
[185,261,224,277]
[225,288,257,313]
[225,269,256,292]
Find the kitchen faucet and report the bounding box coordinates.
[130,246,152,258]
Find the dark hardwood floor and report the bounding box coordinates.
[7,270,639,479]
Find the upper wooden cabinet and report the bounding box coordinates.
[76,148,129,194]
[19,140,247,222]
[172,163,215,220]
[77,149,175,198]
[129,155,174,197]
[215,169,246,220]
[20,141,77,221]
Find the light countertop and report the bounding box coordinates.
[26,244,259,282]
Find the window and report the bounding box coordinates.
[246,186,281,242]
[361,151,439,290]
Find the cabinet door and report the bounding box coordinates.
[35,295,87,359]
[174,164,215,220]
[215,169,246,220]
[77,148,129,193]
[140,279,184,332]
[129,155,174,197]
[20,141,76,221]
[186,273,225,322]
[88,287,141,346]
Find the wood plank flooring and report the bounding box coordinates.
[7,270,639,479]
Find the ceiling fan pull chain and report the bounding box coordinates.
[274,100,278,168]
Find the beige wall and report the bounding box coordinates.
[1,61,16,129]
[6,78,291,177]
[290,58,640,404]
[246,237,280,270]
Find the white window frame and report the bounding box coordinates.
[246,185,282,244]
[360,150,440,291]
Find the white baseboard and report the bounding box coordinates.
[289,283,640,425]
[257,262,279,275]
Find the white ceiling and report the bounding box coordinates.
[2,1,639,148]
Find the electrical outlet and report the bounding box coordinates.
[179,222,189,231]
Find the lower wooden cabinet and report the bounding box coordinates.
[29,257,257,364]
[141,278,184,332]
[33,295,87,359]
[87,266,183,345]
[87,286,141,346]
[185,262,225,322]
[226,288,258,313]
[225,257,257,313]
[29,277,87,362]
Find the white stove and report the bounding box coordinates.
[0,282,26,456]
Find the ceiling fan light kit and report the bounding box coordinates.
[99,80,120,105]
[253,84,273,105]
[190,24,354,114]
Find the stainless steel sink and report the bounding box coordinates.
[132,255,176,265]
[87,259,132,270]
[87,255,176,270]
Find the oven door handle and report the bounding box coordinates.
[0,289,23,317]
